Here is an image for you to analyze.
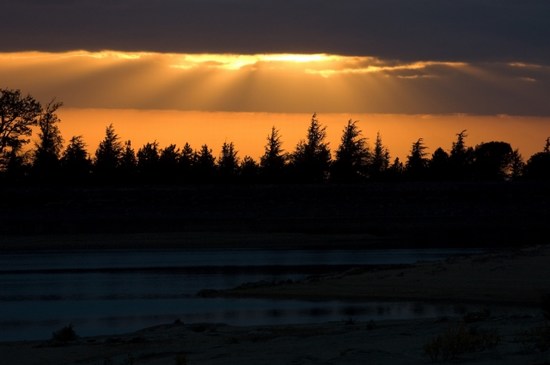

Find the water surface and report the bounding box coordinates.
[0,248,482,341]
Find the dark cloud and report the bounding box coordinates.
[1,0,549,63]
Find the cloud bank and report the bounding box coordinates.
[2,51,550,115]
[1,1,549,63]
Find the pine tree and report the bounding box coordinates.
[94,124,123,178]
[218,141,239,181]
[61,136,91,181]
[120,140,137,180]
[406,138,429,179]
[260,126,286,181]
[332,119,368,182]
[369,131,390,180]
[291,113,331,182]
[179,142,195,182]
[194,144,216,182]
[159,144,180,182]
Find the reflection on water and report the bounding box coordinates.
[0,248,482,341]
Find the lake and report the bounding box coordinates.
[0,248,483,341]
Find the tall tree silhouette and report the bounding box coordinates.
[179,142,195,182]
[449,130,474,179]
[194,144,216,182]
[159,144,180,182]
[218,141,239,181]
[291,113,331,182]
[332,119,368,182]
[260,126,286,182]
[94,124,123,179]
[0,88,42,170]
[33,101,64,179]
[406,138,429,179]
[60,136,91,181]
[137,141,160,180]
[369,131,390,180]
[120,140,137,180]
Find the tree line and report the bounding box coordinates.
[1,88,550,185]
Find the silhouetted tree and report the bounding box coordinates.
[331,119,368,182]
[194,144,216,182]
[32,101,64,179]
[137,141,160,181]
[119,140,137,180]
[291,113,331,182]
[2,139,30,181]
[473,141,514,180]
[387,157,404,180]
[94,124,123,179]
[369,132,390,180]
[0,88,42,170]
[406,138,429,179]
[509,149,524,180]
[260,126,287,182]
[159,144,180,182]
[449,130,474,179]
[218,141,239,182]
[179,142,195,182]
[524,137,550,180]
[429,147,451,180]
[60,136,91,181]
[240,155,260,183]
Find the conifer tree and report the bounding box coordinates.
[194,144,216,182]
[260,126,286,181]
[332,119,368,182]
[369,131,390,180]
[218,141,239,181]
[406,138,429,179]
[94,124,123,178]
[61,135,91,181]
[291,113,331,182]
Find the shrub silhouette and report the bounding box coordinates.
[51,323,78,343]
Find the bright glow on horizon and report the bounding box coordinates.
[3,51,550,162]
[55,109,550,163]
[1,50,548,115]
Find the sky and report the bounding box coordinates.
[1,1,550,159]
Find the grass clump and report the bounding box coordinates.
[515,325,550,354]
[424,323,500,362]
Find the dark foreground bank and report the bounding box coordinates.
[1,182,548,250]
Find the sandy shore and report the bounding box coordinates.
[219,245,550,305]
[1,315,547,365]
[2,245,550,364]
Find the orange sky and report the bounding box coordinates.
[2,50,550,161]
[56,109,550,162]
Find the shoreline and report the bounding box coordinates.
[1,245,549,363]
[1,314,546,365]
[208,245,550,306]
